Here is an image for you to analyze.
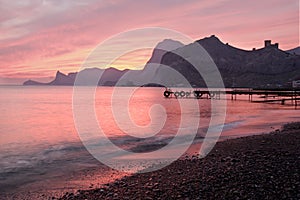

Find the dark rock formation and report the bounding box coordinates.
[49,71,76,85]
[23,79,47,85]
[287,46,300,56]
[159,35,300,88]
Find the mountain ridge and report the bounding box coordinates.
[287,47,300,55]
[23,35,300,88]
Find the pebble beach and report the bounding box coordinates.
[58,122,300,200]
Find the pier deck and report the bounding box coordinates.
[163,88,300,108]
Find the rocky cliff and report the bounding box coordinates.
[158,35,300,87]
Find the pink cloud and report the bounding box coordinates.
[0,0,298,84]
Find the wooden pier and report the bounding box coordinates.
[163,88,300,108]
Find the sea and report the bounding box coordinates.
[0,86,299,199]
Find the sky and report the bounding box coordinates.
[0,0,299,84]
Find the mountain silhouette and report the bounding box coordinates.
[158,35,300,87]
[287,47,300,56]
[23,35,300,88]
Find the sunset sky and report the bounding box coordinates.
[0,0,299,84]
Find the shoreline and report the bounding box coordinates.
[59,122,300,200]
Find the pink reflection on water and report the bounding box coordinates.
[95,87,183,139]
[0,86,299,198]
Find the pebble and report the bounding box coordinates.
[57,122,300,200]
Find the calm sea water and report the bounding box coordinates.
[0,86,299,198]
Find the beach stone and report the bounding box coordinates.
[57,123,300,200]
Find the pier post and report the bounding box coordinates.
[294,91,298,109]
[248,94,252,102]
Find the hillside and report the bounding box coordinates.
[287,47,300,56]
[158,35,300,87]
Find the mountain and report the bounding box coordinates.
[287,47,300,56]
[146,39,184,64]
[23,79,47,86]
[24,71,77,86]
[76,67,130,86]
[23,39,184,86]
[157,35,300,88]
[23,35,300,88]
[119,39,184,86]
[23,68,128,86]
[50,71,76,85]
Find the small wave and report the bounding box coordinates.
[0,142,87,174]
[211,120,244,132]
[42,144,85,155]
[129,142,168,153]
